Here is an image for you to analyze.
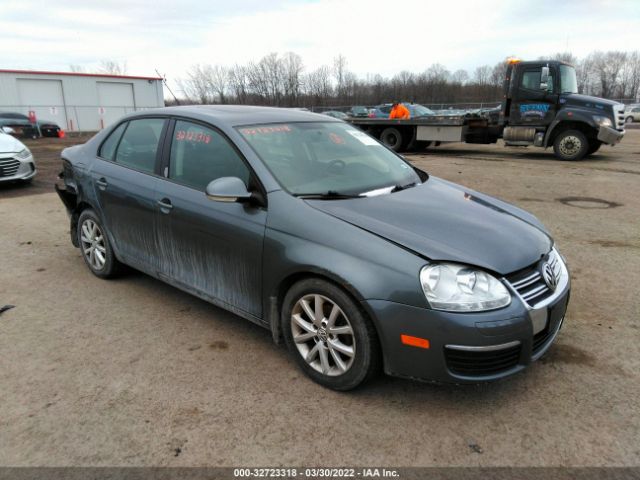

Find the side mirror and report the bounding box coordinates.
[205,177,252,203]
[1,126,15,134]
[540,66,550,90]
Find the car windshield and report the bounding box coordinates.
[560,65,578,94]
[410,104,434,116]
[238,122,422,197]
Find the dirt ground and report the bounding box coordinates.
[0,130,639,467]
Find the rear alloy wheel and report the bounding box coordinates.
[380,127,406,152]
[78,209,121,278]
[625,116,634,124]
[553,129,589,161]
[282,278,380,390]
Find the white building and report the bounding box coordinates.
[0,69,164,132]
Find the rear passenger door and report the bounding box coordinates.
[154,119,267,318]
[91,117,167,271]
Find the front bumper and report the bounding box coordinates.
[364,281,570,384]
[597,125,624,145]
[0,156,37,183]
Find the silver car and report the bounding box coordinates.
[0,127,36,183]
[625,105,640,123]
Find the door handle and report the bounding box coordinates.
[96,178,108,190]
[157,198,173,213]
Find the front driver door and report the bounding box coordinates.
[511,65,558,127]
[154,119,267,318]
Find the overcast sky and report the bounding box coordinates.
[2,0,639,93]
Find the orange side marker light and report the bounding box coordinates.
[400,334,430,349]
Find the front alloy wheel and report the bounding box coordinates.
[291,294,355,376]
[282,278,381,390]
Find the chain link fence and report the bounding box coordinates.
[0,105,160,132]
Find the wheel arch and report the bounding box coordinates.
[544,117,598,148]
[269,268,381,346]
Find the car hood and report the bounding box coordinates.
[0,133,25,154]
[306,177,552,275]
[561,93,620,109]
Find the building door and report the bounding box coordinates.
[97,82,135,130]
[16,78,68,130]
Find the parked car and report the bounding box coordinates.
[321,110,349,120]
[369,103,435,118]
[0,126,37,183]
[348,106,370,118]
[56,106,570,390]
[0,112,62,138]
[624,105,640,123]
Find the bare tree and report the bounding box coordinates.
[282,52,304,104]
[178,49,640,108]
[205,65,228,103]
[98,60,127,75]
[473,65,492,86]
[451,69,469,85]
[179,64,212,103]
[69,64,84,73]
[333,54,348,101]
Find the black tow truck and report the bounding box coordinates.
[349,59,626,161]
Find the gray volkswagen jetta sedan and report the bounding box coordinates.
[56,106,570,390]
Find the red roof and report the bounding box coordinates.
[0,69,162,81]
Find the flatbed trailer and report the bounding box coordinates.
[349,59,626,161]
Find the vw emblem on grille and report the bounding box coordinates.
[541,262,558,291]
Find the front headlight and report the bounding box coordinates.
[16,148,32,160]
[593,116,612,128]
[420,263,511,312]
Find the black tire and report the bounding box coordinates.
[626,116,634,124]
[282,278,381,391]
[380,127,406,152]
[412,140,431,151]
[553,129,589,161]
[586,141,602,156]
[77,209,121,278]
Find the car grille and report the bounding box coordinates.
[506,252,561,308]
[444,343,522,376]
[0,158,20,177]
[614,104,626,131]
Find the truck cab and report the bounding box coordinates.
[501,60,626,160]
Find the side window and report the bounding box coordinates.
[98,122,127,160]
[633,107,640,113]
[114,118,165,174]
[521,69,541,90]
[521,69,555,93]
[169,120,250,191]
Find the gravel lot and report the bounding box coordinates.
[1,130,639,467]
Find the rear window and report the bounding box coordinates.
[114,118,165,174]
[98,122,127,160]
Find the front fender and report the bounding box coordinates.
[543,109,599,147]
[262,191,429,317]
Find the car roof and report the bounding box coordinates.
[124,105,340,127]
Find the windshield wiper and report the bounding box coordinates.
[294,190,362,200]
[391,182,417,192]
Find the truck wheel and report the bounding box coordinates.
[553,130,589,161]
[586,141,601,156]
[409,140,431,152]
[380,128,406,152]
